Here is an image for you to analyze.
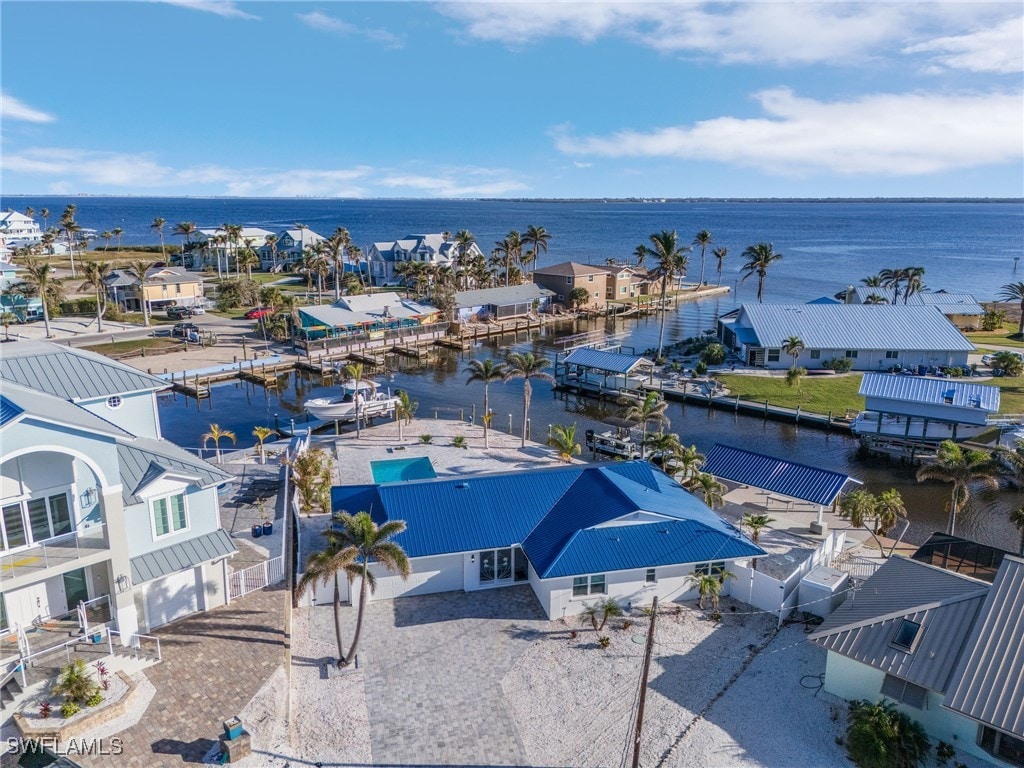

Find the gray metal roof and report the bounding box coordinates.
[702,444,852,506]
[859,373,1000,412]
[454,283,555,308]
[735,304,975,352]
[852,287,984,314]
[117,436,232,505]
[563,347,652,374]
[0,341,168,400]
[944,556,1024,736]
[130,529,237,584]
[0,380,130,438]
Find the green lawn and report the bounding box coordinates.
[979,377,1024,414]
[714,373,866,416]
[83,338,181,355]
[965,326,1024,349]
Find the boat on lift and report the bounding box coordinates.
[303,379,400,422]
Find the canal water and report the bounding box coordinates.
[157,306,1024,554]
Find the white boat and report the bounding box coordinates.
[850,411,990,441]
[585,428,642,459]
[304,379,400,422]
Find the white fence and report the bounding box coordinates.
[229,556,285,600]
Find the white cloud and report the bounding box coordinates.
[903,16,1024,74]
[378,168,528,197]
[297,10,404,49]
[1,93,56,123]
[553,88,1024,176]
[159,1,259,21]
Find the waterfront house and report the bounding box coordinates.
[0,211,42,249]
[191,226,275,272]
[595,264,653,302]
[367,233,483,286]
[260,227,325,271]
[324,461,764,618]
[0,294,43,324]
[453,283,554,322]
[809,555,1024,767]
[0,341,236,652]
[844,287,985,330]
[296,291,441,340]
[556,347,655,393]
[717,304,974,370]
[103,266,205,314]
[532,262,611,310]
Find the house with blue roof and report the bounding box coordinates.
[0,341,236,659]
[328,460,764,618]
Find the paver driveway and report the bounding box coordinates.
[358,585,549,767]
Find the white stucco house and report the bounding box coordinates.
[0,211,42,249]
[367,233,483,286]
[317,461,764,619]
[190,226,275,272]
[260,227,326,271]
[0,342,236,656]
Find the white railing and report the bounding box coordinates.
[0,522,108,576]
[229,556,285,600]
[106,629,162,663]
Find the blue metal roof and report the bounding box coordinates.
[330,461,763,578]
[702,444,852,507]
[859,373,1000,413]
[563,348,649,374]
[0,395,23,427]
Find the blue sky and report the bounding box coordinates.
[1,1,1022,198]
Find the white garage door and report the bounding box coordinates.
[145,568,199,630]
[373,554,464,599]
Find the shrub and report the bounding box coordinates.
[695,361,708,375]
[287,447,332,515]
[597,636,611,649]
[700,343,727,365]
[85,691,103,707]
[452,435,466,448]
[936,742,955,766]
[822,357,854,373]
[59,701,81,719]
[846,699,930,768]
[103,302,125,321]
[420,434,432,444]
[53,659,100,707]
[39,701,52,719]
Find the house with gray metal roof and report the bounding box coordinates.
[454,283,555,322]
[322,460,764,619]
[0,342,236,662]
[717,303,974,371]
[367,233,484,286]
[809,555,1024,765]
[844,287,986,330]
[297,291,441,339]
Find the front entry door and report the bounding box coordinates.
[63,568,89,612]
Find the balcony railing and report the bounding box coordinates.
[0,523,108,582]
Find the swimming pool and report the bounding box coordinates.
[370,456,437,483]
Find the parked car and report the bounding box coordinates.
[982,351,1024,367]
[191,304,206,315]
[171,322,199,339]
[166,305,194,319]
[244,307,273,320]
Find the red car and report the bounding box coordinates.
[244,307,273,320]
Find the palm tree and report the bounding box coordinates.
[785,366,807,390]
[202,424,237,463]
[126,259,156,326]
[264,234,279,271]
[79,260,111,332]
[861,274,883,288]
[60,206,81,278]
[903,267,926,304]
[839,489,893,555]
[693,229,712,288]
[522,225,551,274]
[111,227,123,252]
[465,358,507,449]
[622,392,670,456]
[297,534,357,668]
[873,488,907,538]
[40,208,50,231]
[1,312,14,341]
[326,227,351,301]
[252,426,275,464]
[712,246,728,287]
[331,511,411,666]
[150,217,167,259]
[695,472,727,509]
[580,597,622,632]
[503,352,554,448]
[689,570,734,612]
[675,444,706,486]
[780,335,805,368]
[100,231,113,251]
[644,431,682,471]
[453,230,476,288]
[916,441,1001,536]
[548,423,582,463]
[237,242,260,280]
[20,258,59,338]
[863,294,888,304]
[633,244,648,269]
[740,512,774,570]
[879,267,905,304]
[495,231,523,287]
[998,282,1024,337]
[739,242,783,303]
[1009,507,1024,555]
[639,230,690,361]
[394,389,417,441]
[342,363,374,438]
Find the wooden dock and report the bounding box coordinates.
[394,345,432,359]
[347,351,386,366]
[436,336,473,351]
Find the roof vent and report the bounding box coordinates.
[658,529,670,534]
[455,482,469,489]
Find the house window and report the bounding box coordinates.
[885,351,899,359]
[880,674,928,709]
[589,574,606,594]
[479,547,528,583]
[767,349,781,362]
[845,350,859,358]
[557,295,564,301]
[588,275,594,282]
[566,276,572,285]
[621,286,627,294]
[106,395,122,409]
[152,492,188,538]
[693,561,726,576]
[809,350,821,360]
[891,618,921,650]
[573,574,606,597]
[645,568,657,584]
[176,284,182,294]
[0,596,7,632]
[26,494,71,543]
[572,576,588,597]
[978,725,1024,766]
[593,291,599,298]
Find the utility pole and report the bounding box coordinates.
[631,596,658,768]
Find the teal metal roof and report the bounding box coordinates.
[563,348,650,374]
[130,529,237,584]
[117,436,232,505]
[702,444,852,507]
[859,373,1000,412]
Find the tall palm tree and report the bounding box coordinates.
[173,221,197,265]
[342,363,374,438]
[644,430,682,471]
[873,488,907,538]
[20,258,59,338]
[331,511,411,666]
[622,391,670,457]
[60,206,81,278]
[297,533,357,667]
[223,223,243,278]
[465,358,507,449]
[495,231,524,287]
[879,267,905,304]
[394,389,417,441]
[674,444,706,486]
[202,424,237,463]
[739,242,783,303]
[639,230,690,361]
[839,489,891,555]
[100,231,113,251]
[1,312,15,341]
[633,244,648,270]
[237,242,260,280]
[522,225,551,274]
[903,267,926,304]
[781,335,805,369]
[150,217,167,259]
[916,440,1001,536]
[693,229,712,288]
[548,423,582,463]
[79,260,111,332]
[998,282,1024,337]
[503,352,554,448]
[712,246,728,287]
[264,234,279,271]
[252,426,275,464]
[689,570,734,611]
[453,230,476,289]
[740,512,774,569]
[347,244,364,288]
[861,274,883,288]
[126,259,156,326]
[695,472,727,509]
[326,227,351,301]
[111,227,123,252]
[40,208,51,231]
